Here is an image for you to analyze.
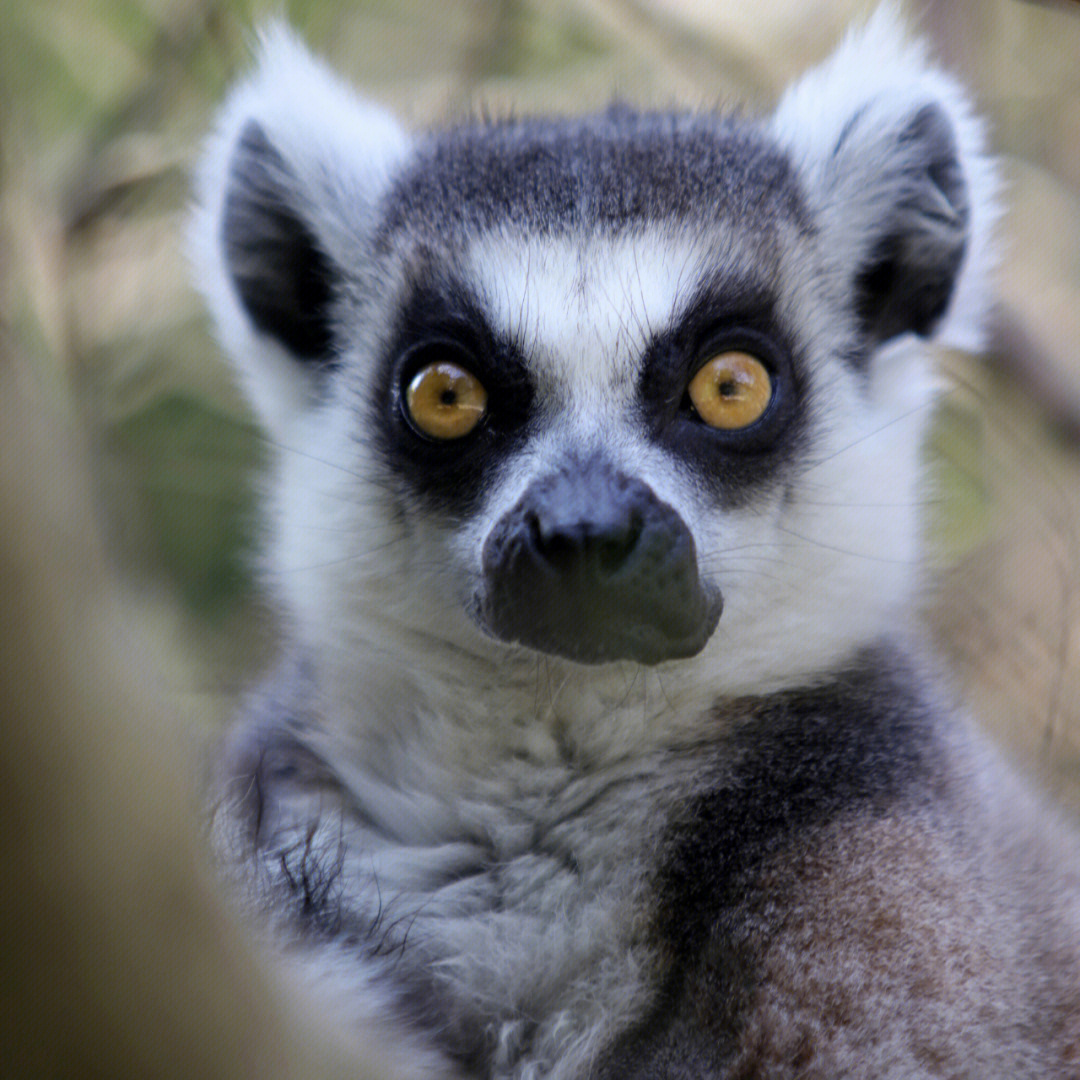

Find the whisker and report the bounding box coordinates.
[773,524,918,565]
[799,401,936,475]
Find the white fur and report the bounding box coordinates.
[272,751,690,1080]
[187,23,411,434]
[771,4,999,353]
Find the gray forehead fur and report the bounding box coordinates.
[376,109,809,246]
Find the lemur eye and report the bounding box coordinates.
[687,351,772,430]
[405,360,488,440]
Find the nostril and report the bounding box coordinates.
[596,511,642,576]
[596,537,629,576]
[524,510,579,570]
[525,509,544,550]
[545,531,579,564]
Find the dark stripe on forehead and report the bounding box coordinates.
[376,108,808,245]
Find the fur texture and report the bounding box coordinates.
[194,9,1080,1078]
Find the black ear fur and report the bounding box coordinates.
[222,121,336,364]
[853,103,969,345]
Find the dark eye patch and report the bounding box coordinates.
[637,276,808,506]
[371,272,534,515]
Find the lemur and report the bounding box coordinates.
[191,9,1080,1078]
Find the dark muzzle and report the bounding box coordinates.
[475,460,721,665]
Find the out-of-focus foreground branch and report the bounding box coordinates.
[0,355,399,1080]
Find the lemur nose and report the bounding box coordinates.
[477,457,722,665]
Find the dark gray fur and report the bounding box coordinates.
[376,110,809,243]
[223,121,337,362]
[851,103,970,344]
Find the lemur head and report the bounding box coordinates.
[190,9,995,744]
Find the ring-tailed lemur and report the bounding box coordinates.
[191,9,1080,1078]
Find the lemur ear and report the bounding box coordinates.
[188,25,410,432]
[772,6,998,352]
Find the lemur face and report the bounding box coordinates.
[191,15,993,703]
[361,119,821,667]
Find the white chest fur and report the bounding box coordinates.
[250,740,700,1079]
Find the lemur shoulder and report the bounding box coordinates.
[190,9,1080,1078]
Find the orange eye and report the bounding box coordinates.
[405,360,488,440]
[687,351,772,430]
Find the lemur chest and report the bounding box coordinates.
[239,723,691,1079]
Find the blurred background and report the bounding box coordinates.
[1,0,1079,811]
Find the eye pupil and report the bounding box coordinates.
[718,380,738,398]
[440,388,457,405]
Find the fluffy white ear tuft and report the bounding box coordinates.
[187,24,411,434]
[772,5,999,353]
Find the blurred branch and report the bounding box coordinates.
[597,0,771,102]
[990,303,1080,443]
[0,356,404,1080]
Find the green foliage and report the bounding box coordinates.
[925,394,992,566]
[105,394,262,618]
